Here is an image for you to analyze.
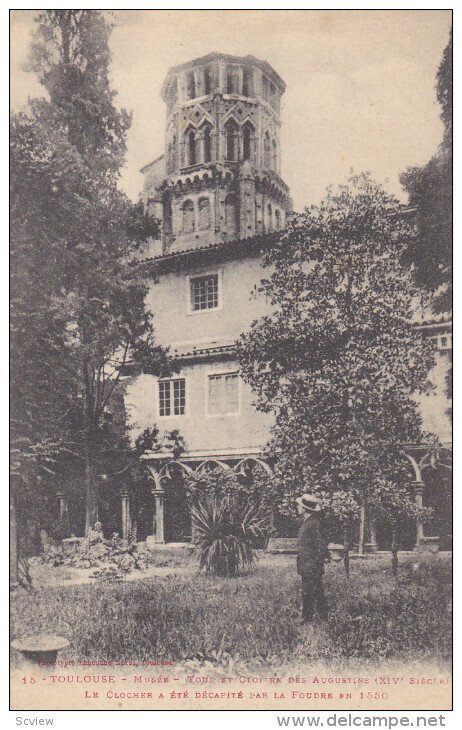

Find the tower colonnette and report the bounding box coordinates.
[142,53,292,254]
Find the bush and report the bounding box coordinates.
[191,494,269,576]
[37,533,150,580]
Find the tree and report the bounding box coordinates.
[369,480,432,576]
[318,490,360,578]
[28,10,130,175]
[400,29,452,313]
[237,173,435,554]
[11,10,170,546]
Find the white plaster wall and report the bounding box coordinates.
[415,348,452,444]
[125,359,273,452]
[147,254,270,348]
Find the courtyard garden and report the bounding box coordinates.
[11,552,451,671]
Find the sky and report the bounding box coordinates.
[10,9,452,211]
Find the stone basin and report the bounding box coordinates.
[11,634,70,667]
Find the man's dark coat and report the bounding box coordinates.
[296,513,329,576]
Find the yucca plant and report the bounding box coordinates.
[191,494,270,577]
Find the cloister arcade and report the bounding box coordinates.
[56,444,450,552]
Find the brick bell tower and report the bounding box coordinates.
[144,53,292,254]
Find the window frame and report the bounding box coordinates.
[186,269,223,316]
[158,377,187,418]
[437,334,452,350]
[205,369,241,417]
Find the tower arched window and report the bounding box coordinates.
[186,128,196,166]
[263,131,271,169]
[242,122,254,161]
[225,120,238,161]
[275,209,281,230]
[225,193,237,236]
[203,124,212,163]
[182,200,195,233]
[271,138,278,172]
[267,203,273,231]
[198,197,211,230]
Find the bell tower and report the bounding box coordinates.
[145,53,292,254]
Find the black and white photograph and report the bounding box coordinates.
[9,8,453,713]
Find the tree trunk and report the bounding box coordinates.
[391,527,399,578]
[83,353,99,536]
[10,492,19,588]
[358,502,365,555]
[84,441,98,535]
[343,524,350,579]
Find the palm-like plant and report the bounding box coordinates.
[191,494,270,577]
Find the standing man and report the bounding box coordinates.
[296,493,330,623]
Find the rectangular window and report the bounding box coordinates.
[159,379,185,416]
[208,372,239,415]
[190,274,219,311]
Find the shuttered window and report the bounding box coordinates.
[207,373,239,415]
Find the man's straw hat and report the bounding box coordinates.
[295,493,321,513]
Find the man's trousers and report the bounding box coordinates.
[301,571,328,621]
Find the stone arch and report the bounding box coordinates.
[160,461,195,480]
[234,457,273,477]
[196,459,232,474]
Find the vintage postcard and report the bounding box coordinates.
[10,9,452,712]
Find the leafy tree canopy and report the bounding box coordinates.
[400,29,452,312]
[237,173,435,517]
[11,10,168,535]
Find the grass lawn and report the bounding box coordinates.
[11,553,451,670]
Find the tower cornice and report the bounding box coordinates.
[161,52,286,99]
